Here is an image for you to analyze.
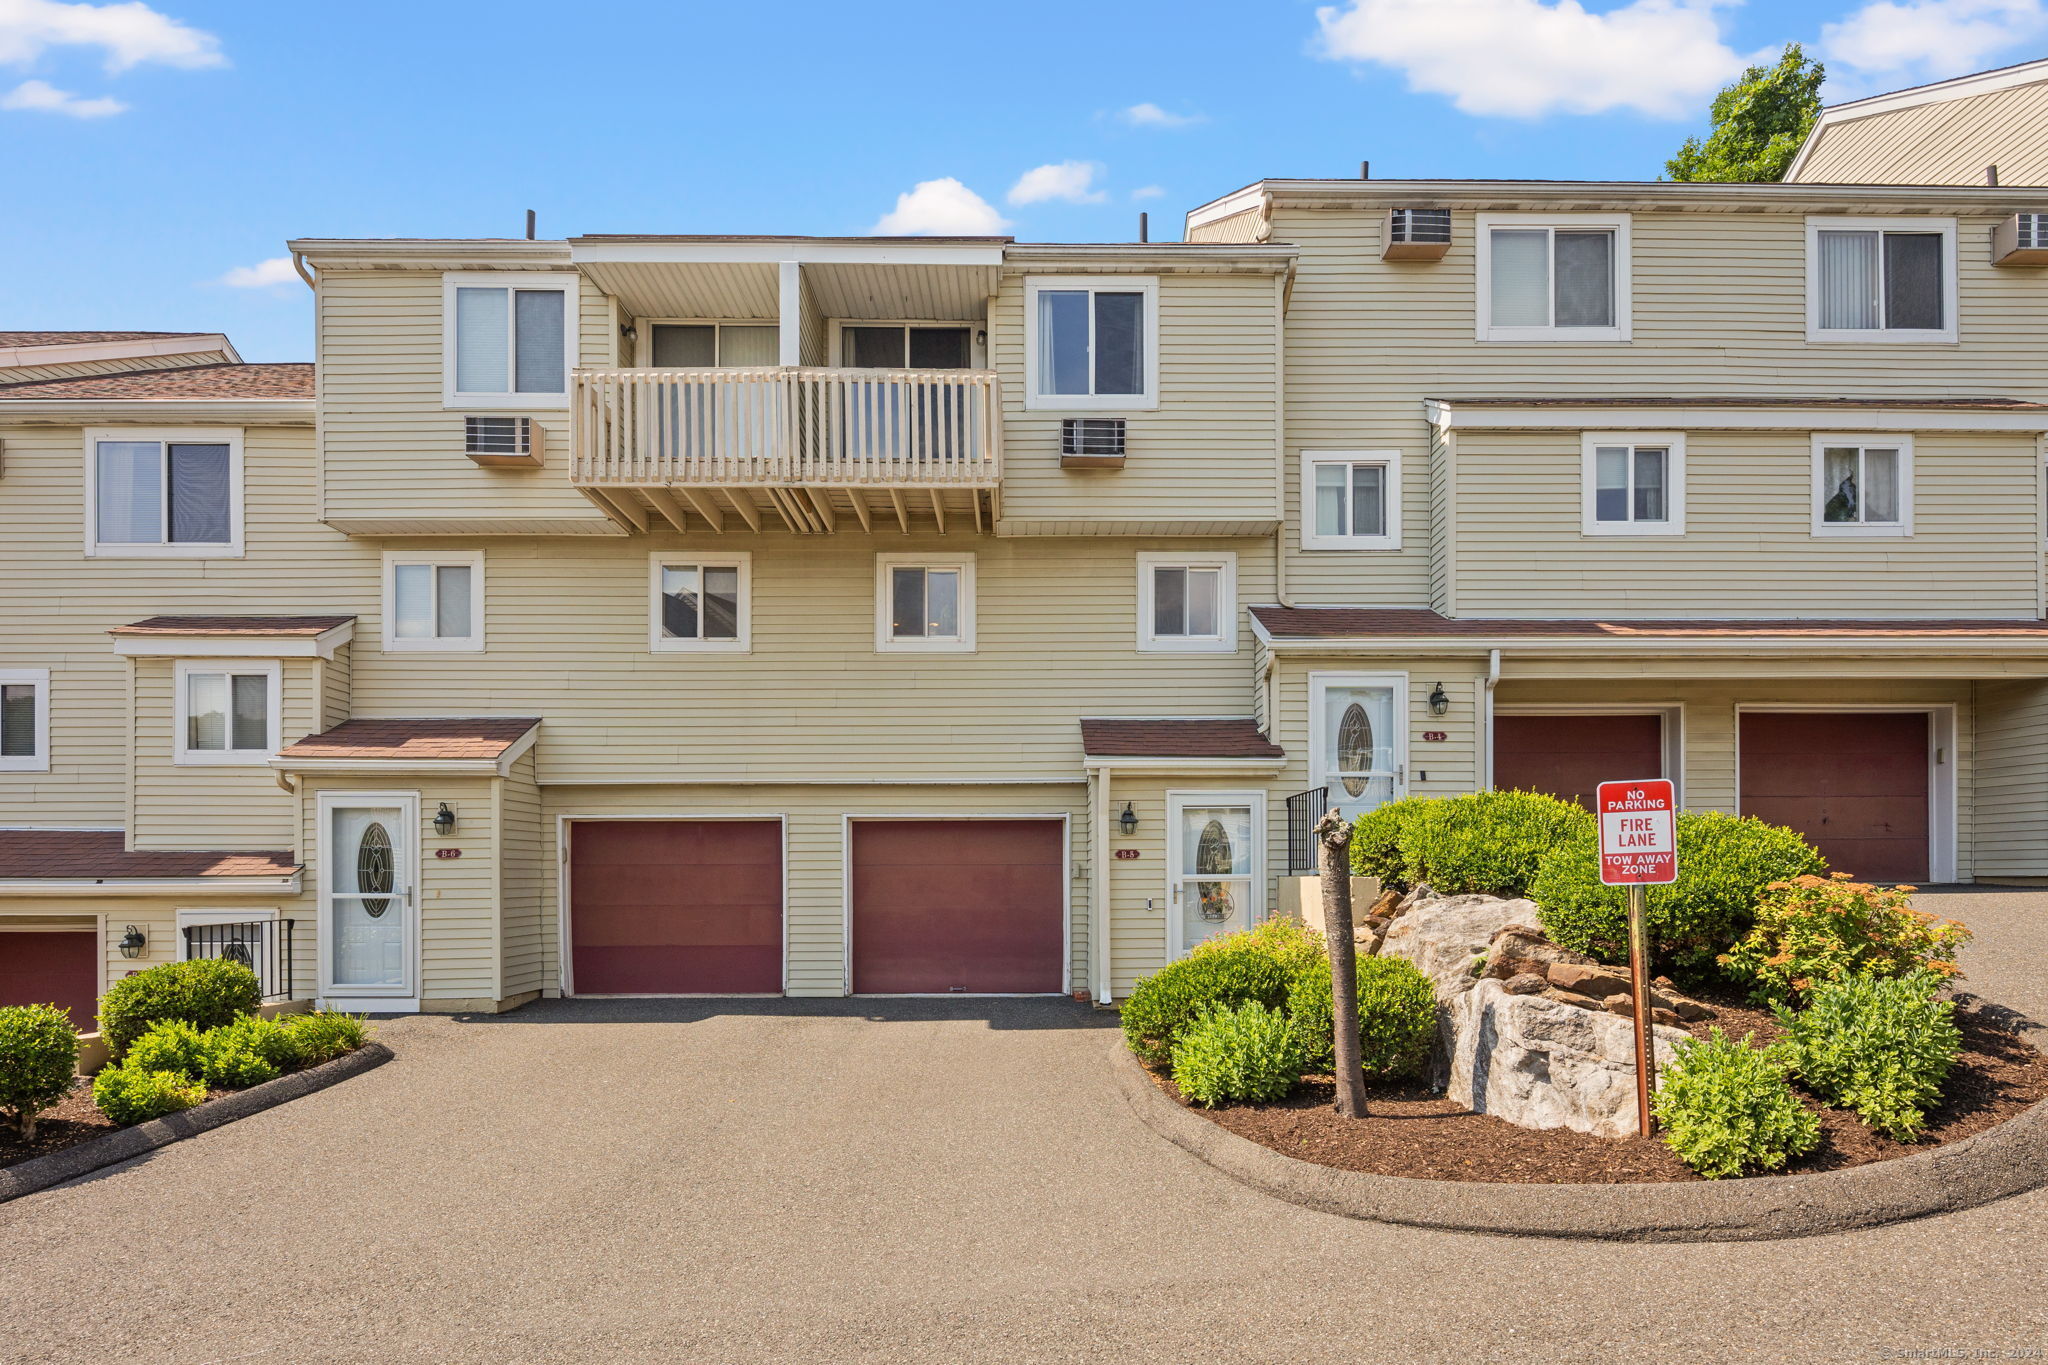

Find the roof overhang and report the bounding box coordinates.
[1426,399,2048,434]
[0,333,239,369]
[1082,756,1288,775]
[0,399,313,425]
[322,517,625,537]
[272,722,539,778]
[287,239,573,272]
[112,620,355,659]
[1001,242,1296,275]
[1248,616,2048,659]
[0,872,301,897]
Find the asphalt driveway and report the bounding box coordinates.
[4,889,2046,1363]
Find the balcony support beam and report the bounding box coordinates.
[887,489,911,535]
[846,489,874,534]
[804,487,837,533]
[675,487,727,533]
[929,490,947,535]
[643,486,692,533]
[581,486,648,533]
[726,490,764,533]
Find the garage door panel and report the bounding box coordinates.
[1739,712,1929,882]
[851,820,1064,994]
[0,932,99,1029]
[570,820,782,994]
[1494,714,1663,810]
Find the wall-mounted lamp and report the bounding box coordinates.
[1428,683,1450,717]
[118,924,147,959]
[433,802,457,837]
[1118,802,1139,837]
[975,328,988,347]
[619,323,638,342]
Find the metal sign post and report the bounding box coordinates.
[1596,778,1678,1138]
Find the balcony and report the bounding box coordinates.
[571,366,1003,535]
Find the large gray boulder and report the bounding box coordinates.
[1377,893,1536,998]
[1447,980,1688,1138]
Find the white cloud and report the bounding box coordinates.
[1312,0,1753,119]
[871,178,1011,235]
[0,0,224,72]
[1007,160,1109,205]
[1120,101,1203,128]
[0,76,122,114]
[1131,184,1167,201]
[1821,0,2046,85]
[218,256,298,288]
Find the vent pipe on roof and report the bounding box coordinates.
[1360,160,1370,179]
[1138,212,1149,243]
[525,209,537,240]
[1987,164,2000,186]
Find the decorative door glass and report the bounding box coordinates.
[329,805,407,989]
[1322,684,1400,820]
[1175,802,1254,953]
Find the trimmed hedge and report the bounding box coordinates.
[1533,811,1827,977]
[1776,973,1961,1141]
[0,1004,81,1141]
[125,1019,210,1080]
[1351,790,1591,898]
[280,1012,369,1064]
[91,1064,207,1126]
[1170,1001,1304,1107]
[1285,954,1437,1078]
[98,958,262,1060]
[1121,944,1292,1067]
[1652,1028,1820,1179]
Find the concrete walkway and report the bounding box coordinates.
[4,889,2045,1363]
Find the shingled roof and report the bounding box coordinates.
[0,830,297,880]
[1250,607,2048,641]
[278,718,541,763]
[1080,718,1284,760]
[0,331,205,347]
[0,362,313,400]
[110,616,354,638]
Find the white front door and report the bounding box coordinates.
[1310,673,1409,823]
[1167,791,1265,957]
[320,796,416,1004]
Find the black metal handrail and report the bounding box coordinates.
[183,919,294,1001]
[1285,787,1329,874]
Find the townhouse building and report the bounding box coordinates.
[4,159,2048,1025]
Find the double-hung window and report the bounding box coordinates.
[1581,433,1685,536]
[175,661,279,765]
[85,427,240,557]
[444,273,577,405]
[876,554,975,652]
[1813,436,1913,536]
[1476,214,1630,342]
[1138,552,1235,653]
[383,552,484,652]
[1024,276,1157,409]
[650,552,750,653]
[1808,218,1956,342]
[1301,450,1401,550]
[0,669,49,773]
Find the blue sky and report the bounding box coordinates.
[3,0,2044,361]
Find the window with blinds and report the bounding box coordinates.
[87,431,240,556]
[444,274,575,402]
[1813,223,1950,336]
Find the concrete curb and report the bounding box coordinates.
[0,1042,394,1205]
[1109,1035,2048,1242]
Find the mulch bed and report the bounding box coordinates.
[1167,989,2048,1183]
[0,1078,233,1173]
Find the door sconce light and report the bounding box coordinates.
[1118,802,1139,837]
[118,924,147,959]
[433,802,457,837]
[1428,683,1450,717]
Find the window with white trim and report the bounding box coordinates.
[174,660,280,765]
[650,552,750,652]
[1301,450,1401,550]
[382,551,484,652]
[1807,218,1956,342]
[443,272,577,405]
[1581,433,1685,536]
[1024,276,1157,409]
[1138,552,1236,653]
[876,553,975,652]
[1812,436,1913,536]
[644,322,781,367]
[84,427,241,557]
[0,668,49,773]
[1476,214,1630,342]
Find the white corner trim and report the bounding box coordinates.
[1579,432,1687,537]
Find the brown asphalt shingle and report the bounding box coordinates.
[279,718,540,762]
[0,331,207,347]
[1250,607,2048,640]
[0,829,296,879]
[110,616,354,638]
[1080,717,1284,759]
[0,362,313,400]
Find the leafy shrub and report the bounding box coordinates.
[1121,943,1292,1066]
[1219,915,1326,978]
[1285,954,1437,1078]
[1170,1001,1305,1107]
[279,1011,369,1064]
[1775,973,1961,1141]
[0,1004,81,1140]
[98,958,261,1059]
[199,1035,280,1089]
[125,1019,210,1081]
[92,1064,207,1126]
[211,1015,311,1072]
[1350,791,1591,898]
[1721,875,1971,1002]
[1533,811,1827,977]
[1652,1028,1820,1179]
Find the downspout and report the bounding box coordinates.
[1272,266,1296,607]
[291,250,315,290]
[1087,763,1113,1004]
[1481,648,1502,791]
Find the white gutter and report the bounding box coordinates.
[0,875,301,897]
[1252,633,2048,657]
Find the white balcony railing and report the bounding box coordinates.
[572,367,1002,488]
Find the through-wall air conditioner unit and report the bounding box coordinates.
[463,416,545,468]
[1060,417,1126,470]
[1991,213,2048,266]
[1382,208,1453,261]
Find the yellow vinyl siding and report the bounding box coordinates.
[317,646,353,731]
[128,656,312,851]
[1184,208,1267,244]
[990,269,1284,528]
[540,783,1088,998]
[498,752,545,998]
[1975,679,2048,876]
[1793,83,2048,186]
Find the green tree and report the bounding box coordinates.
[1666,45,1826,183]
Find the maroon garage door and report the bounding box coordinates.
[1494,713,1664,810]
[569,820,782,994]
[0,932,99,1029]
[850,820,1065,994]
[1739,712,1930,882]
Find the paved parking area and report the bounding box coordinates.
[2,888,2045,1363]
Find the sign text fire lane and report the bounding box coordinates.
[1596,778,1677,886]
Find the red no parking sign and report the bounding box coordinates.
[1597,779,1677,886]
